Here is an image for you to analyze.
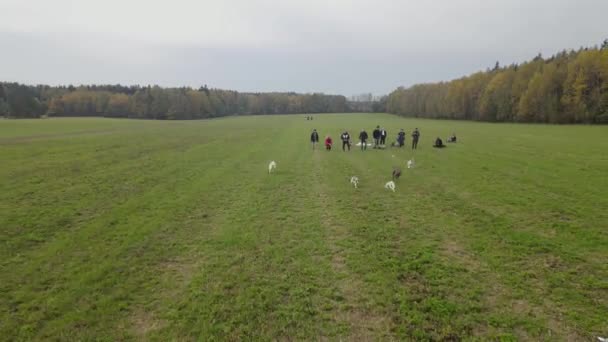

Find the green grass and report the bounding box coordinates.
[1,114,607,340]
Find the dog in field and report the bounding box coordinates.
[392,167,402,180]
[407,159,415,169]
[350,176,359,188]
[385,180,396,192]
[268,161,277,173]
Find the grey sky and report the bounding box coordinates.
[1,0,606,96]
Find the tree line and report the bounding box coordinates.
[0,84,350,119]
[3,41,606,123]
[387,41,608,123]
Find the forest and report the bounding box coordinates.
[387,41,608,123]
[2,41,607,123]
[0,84,349,119]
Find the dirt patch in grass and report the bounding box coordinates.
[159,258,199,294]
[126,258,199,339]
[160,259,198,282]
[440,239,481,271]
[131,309,168,340]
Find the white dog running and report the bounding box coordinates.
[350,176,359,188]
[385,180,396,192]
[407,159,415,169]
[268,160,277,173]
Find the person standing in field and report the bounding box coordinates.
[341,130,351,151]
[372,125,381,148]
[412,128,420,150]
[325,135,333,150]
[397,129,406,147]
[359,129,369,150]
[310,129,319,150]
[380,127,387,146]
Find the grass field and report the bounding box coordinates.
[1,114,607,340]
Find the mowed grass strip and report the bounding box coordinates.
[0,115,606,340]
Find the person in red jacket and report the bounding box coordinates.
[325,136,333,150]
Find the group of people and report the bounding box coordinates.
[356,126,388,150]
[310,129,352,151]
[310,126,423,151]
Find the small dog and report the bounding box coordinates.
[385,180,396,192]
[350,176,359,188]
[392,167,401,180]
[407,159,415,169]
[268,161,277,173]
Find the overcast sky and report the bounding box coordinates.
[1,0,606,96]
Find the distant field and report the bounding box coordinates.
[1,114,607,340]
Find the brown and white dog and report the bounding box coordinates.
[392,167,402,180]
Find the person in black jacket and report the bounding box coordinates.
[359,130,369,150]
[412,128,420,150]
[397,129,406,147]
[380,127,387,146]
[433,137,446,148]
[310,129,319,150]
[341,131,351,151]
[372,125,381,148]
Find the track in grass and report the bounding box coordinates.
[1,114,607,340]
